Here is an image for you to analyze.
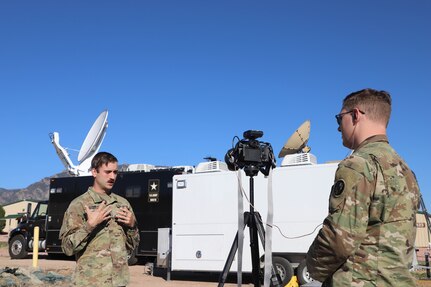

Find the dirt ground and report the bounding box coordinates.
[2,233,431,286]
[0,233,252,287]
[0,250,254,286]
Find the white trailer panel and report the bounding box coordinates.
[171,162,338,272]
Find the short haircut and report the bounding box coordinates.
[343,88,392,127]
[91,152,118,171]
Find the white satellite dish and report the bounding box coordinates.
[50,110,109,176]
[278,120,311,158]
[78,110,108,163]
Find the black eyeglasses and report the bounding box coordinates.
[335,109,365,125]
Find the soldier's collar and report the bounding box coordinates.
[354,134,388,151]
[88,187,118,205]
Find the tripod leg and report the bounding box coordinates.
[218,212,251,287]
[249,214,262,287]
[218,233,239,287]
[253,212,283,287]
[254,212,266,245]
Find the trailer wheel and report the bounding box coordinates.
[271,256,293,286]
[9,235,28,259]
[297,259,314,285]
[127,247,138,266]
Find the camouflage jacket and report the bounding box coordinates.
[59,187,140,287]
[306,135,420,287]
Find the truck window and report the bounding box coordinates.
[125,185,142,198]
[50,187,63,194]
[31,203,48,219]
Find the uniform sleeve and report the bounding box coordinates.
[306,158,374,282]
[124,204,140,252]
[59,201,94,256]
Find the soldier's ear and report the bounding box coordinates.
[91,168,98,177]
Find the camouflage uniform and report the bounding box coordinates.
[59,187,140,287]
[306,135,420,287]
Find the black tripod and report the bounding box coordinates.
[218,166,281,287]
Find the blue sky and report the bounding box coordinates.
[1,1,430,204]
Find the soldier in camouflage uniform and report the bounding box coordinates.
[306,89,420,286]
[60,152,140,287]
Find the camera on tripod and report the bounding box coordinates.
[225,130,276,176]
[219,130,282,287]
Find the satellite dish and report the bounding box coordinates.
[50,110,108,176]
[78,110,109,163]
[278,120,311,158]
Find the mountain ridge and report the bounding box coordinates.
[0,164,131,206]
[0,171,70,206]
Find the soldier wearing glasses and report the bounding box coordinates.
[306,88,420,286]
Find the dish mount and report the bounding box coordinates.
[50,110,108,176]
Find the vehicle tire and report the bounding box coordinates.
[297,259,314,285]
[271,256,294,286]
[128,247,138,265]
[9,235,28,259]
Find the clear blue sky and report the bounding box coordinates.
[1,1,430,204]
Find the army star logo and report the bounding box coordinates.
[148,179,160,203]
[332,180,345,197]
[148,179,160,193]
[150,182,158,190]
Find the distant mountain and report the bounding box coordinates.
[0,165,130,206]
[0,171,70,206]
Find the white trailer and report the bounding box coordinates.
[170,155,338,285]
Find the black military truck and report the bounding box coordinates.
[8,200,49,259]
[8,167,185,265]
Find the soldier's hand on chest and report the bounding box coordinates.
[115,205,135,228]
[84,201,112,228]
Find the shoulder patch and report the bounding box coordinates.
[332,180,345,197]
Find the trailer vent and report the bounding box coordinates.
[281,153,317,166]
[195,161,229,173]
[171,166,195,174]
[127,164,156,172]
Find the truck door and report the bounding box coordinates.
[30,202,48,240]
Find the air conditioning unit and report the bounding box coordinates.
[281,153,317,166]
[195,161,229,173]
[127,164,156,172]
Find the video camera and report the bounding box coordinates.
[225,130,276,176]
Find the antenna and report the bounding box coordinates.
[50,132,78,175]
[50,110,109,176]
[278,120,311,158]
